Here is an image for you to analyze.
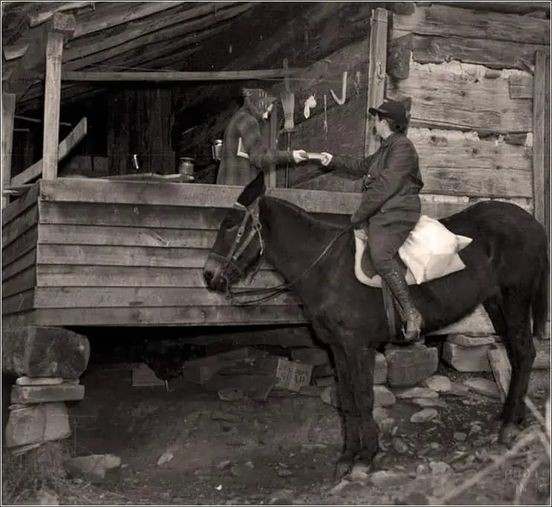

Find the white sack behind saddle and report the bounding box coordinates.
[354,215,473,287]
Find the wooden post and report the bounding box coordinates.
[364,8,389,157]
[2,93,16,208]
[532,49,548,228]
[266,107,279,188]
[42,14,75,181]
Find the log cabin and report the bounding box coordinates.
[2,2,550,346]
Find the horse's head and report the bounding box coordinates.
[203,172,267,292]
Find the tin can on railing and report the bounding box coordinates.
[178,157,195,182]
[211,139,223,161]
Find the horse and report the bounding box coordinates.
[203,171,548,477]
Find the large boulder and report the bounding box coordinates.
[2,326,89,378]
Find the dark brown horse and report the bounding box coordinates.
[203,172,548,476]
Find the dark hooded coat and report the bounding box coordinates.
[328,133,424,269]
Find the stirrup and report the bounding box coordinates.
[401,311,423,342]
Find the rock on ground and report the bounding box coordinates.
[410,408,438,423]
[385,344,438,387]
[463,378,501,399]
[66,454,121,481]
[5,403,71,448]
[442,342,492,372]
[423,375,452,393]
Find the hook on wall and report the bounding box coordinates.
[330,71,348,106]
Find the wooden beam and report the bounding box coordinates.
[72,2,182,38]
[63,3,251,70]
[2,93,17,209]
[439,2,550,16]
[42,14,75,181]
[533,49,548,225]
[62,69,303,83]
[12,118,87,187]
[365,8,389,156]
[3,43,29,61]
[393,4,549,45]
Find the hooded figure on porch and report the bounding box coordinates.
[318,99,424,341]
[216,87,308,185]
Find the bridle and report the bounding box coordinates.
[208,201,263,279]
[210,197,353,306]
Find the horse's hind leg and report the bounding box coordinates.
[497,288,536,443]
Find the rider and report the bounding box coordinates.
[216,87,308,185]
[318,99,424,341]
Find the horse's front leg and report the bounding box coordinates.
[345,341,379,467]
[312,321,361,478]
[331,343,362,477]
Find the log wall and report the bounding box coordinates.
[272,3,549,219]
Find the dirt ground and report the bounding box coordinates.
[4,358,550,506]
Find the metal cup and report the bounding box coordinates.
[211,139,223,161]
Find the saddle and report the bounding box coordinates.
[354,215,472,287]
[354,215,473,339]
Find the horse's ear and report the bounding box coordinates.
[237,171,266,206]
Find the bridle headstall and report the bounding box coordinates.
[213,198,353,306]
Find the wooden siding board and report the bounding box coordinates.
[408,34,548,71]
[2,226,38,267]
[36,265,284,288]
[34,287,300,308]
[38,224,218,248]
[2,250,36,281]
[39,202,226,229]
[2,205,38,247]
[533,49,548,225]
[409,129,532,173]
[2,289,35,315]
[2,267,36,298]
[388,62,533,134]
[31,306,307,327]
[1,183,39,226]
[422,167,532,198]
[37,244,213,268]
[393,5,549,45]
[38,179,360,215]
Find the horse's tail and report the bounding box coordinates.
[531,250,549,340]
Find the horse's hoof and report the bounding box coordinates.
[334,458,354,480]
[499,423,521,446]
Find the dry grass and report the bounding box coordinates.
[432,397,551,505]
[2,440,137,506]
[2,440,70,504]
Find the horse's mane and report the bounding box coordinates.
[263,196,346,232]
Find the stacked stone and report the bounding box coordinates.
[304,341,442,415]
[3,327,90,455]
[442,334,497,372]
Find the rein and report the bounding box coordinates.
[223,200,353,306]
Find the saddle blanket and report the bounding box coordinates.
[355,215,473,288]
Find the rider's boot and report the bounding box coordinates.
[379,262,423,342]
